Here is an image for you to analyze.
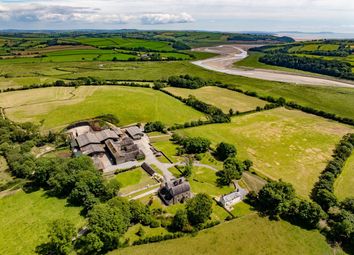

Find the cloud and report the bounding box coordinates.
[140,12,194,25]
[0,3,194,26]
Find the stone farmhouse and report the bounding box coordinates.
[159,177,192,205]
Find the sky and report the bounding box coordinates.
[0,0,354,32]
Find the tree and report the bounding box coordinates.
[341,198,354,214]
[286,199,326,228]
[144,121,166,133]
[215,142,237,160]
[87,202,131,252]
[243,159,253,171]
[181,137,211,154]
[217,157,245,186]
[171,209,189,231]
[47,219,76,255]
[258,180,296,217]
[77,233,103,255]
[186,193,213,225]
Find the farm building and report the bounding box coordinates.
[219,188,248,208]
[141,162,156,176]
[126,126,144,140]
[159,177,191,205]
[69,125,144,170]
[105,138,144,164]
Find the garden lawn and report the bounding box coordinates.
[177,108,354,197]
[0,190,85,255]
[334,153,354,200]
[164,86,267,113]
[112,213,333,255]
[0,86,205,130]
[116,167,157,195]
[190,166,234,197]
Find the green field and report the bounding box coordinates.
[72,37,175,51]
[0,190,85,255]
[113,214,333,255]
[0,86,205,130]
[334,153,354,200]
[1,59,354,120]
[164,86,267,113]
[177,108,353,197]
[234,52,319,75]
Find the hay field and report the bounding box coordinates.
[164,86,267,113]
[0,86,205,130]
[177,108,353,197]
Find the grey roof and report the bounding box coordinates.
[220,189,247,203]
[142,162,156,176]
[170,182,191,196]
[113,127,123,136]
[81,144,105,155]
[95,129,119,142]
[126,126,143,137]
[76,132,100,147]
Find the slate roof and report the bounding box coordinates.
[126,126,143,138]
[81,144,105,155]
[76,132,100,147]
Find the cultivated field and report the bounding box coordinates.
[113,214,333,255]
[177,108,353,197]
[164,86,267,113]
[334,153,354,200]
[0,190,85,255]
[0,86,205,130]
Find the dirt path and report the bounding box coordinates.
[192,44,354,88]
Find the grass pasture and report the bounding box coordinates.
[72,37,174,51]
[334,153,354,200]
[164,86,267,113]
[116,167,157,195]
[0,86,205,130]
[0,190,85,255]
[0,60,353,120]
[177,108,353,197]
[113,213,333,255]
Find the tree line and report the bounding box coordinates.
[259,53,354,80]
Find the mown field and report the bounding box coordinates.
[1,60,353,120]
[0,190,85,255]
[177,108,353,197]
[164,86,267,113]
[334,153,354,200]
[113,214,333,255]
[0,86,205,130]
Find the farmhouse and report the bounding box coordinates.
[68,125,144,170]
[219,188,248,209]
[159,177,191,205]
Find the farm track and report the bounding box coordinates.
[192,45,354,88]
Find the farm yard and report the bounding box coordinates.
[177,107,353,197]
[163,86,267,113]
[0,86,205,130]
